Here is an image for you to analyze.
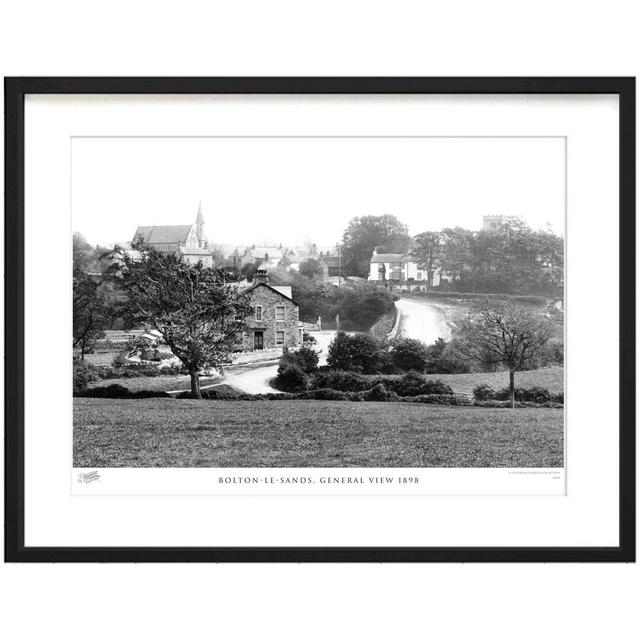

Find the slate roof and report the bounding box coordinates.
[134,225,193,245]
[370,253,411,263]
[240,282,299,305]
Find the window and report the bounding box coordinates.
[255,305,262,320]
[390,261,403,280]
[275,306,285,321]
[275,330,285,346]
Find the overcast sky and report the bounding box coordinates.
[72,136,565,248]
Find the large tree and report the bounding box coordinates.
[411,231,444,289]
[456,298,554,407]
[115,246,251,398]
[73,272,111,359]
[341,215,411,277]
[73,233,112,359]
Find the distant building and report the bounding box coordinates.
[132,203,214,267]
[368,248,439,290]
[317,251,341,278]
[233,245,284,268]
[482,215,521,231]
[283,246,317,271]
[239,264,302,351]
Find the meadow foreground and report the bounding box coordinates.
[74,398,564,468]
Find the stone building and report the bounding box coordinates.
[132,203,214,267]
[240,265,302,351]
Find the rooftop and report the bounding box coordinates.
[134,225,194,245]
[370,253,411,263]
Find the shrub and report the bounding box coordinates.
[473,399,563,408]
[361,383,399,402]
[279,345,319,373]
[311,370,370,392]
[389,338,430,372]
[337,282,397,330]
[275,363,307,391]
[424,338,471,374]
[387,371,454,397]
[473,383,496,401]
[176,384,241,400]
[401,394,471,406]
[326,332,385,373]
[302,332,317,345]
[77,384,170,399]
[73,361,98,393]
[112,352,130,367]
[296,388,349,401]
[94,363,185,379]
[492,386,563,404]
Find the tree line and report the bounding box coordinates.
[339,215,563,295]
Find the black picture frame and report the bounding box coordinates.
[4,77,635,563]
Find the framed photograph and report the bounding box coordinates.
[4,77,635,562]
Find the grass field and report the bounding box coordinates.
[423,366,564,396]
[74,398,563,468]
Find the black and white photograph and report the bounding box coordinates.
[6,77,632,565]
[72,135,565,471]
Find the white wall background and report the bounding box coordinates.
[1,1,638,639]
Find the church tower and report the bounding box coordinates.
[195,201,206,248]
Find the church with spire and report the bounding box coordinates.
[132,202,214,267]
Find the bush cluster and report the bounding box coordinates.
[400,394,471,406]
[388,338,430,372]
[274,363,307,392]
[76,383,171,399]
[311,370,453,397]
[279,345,319,374]
[182,386,463,404]
[472,384,563,404]
[95,363,184,379]
[73,361,98,393]
[326,332,386,374]
[473,400,563,409]
[312,370,371,392]
[175,384,242,400]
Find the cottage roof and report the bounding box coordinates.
[370,252,411,263]
[272,285,293,299]
[241,282,299,306]
[134,224,194,245]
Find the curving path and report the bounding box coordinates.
[395,297,451,345]
[223,330,337,394]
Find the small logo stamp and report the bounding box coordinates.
[78,470,101,484]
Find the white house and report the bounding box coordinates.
[368,249,440,290]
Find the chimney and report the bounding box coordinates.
[254,264,269,284]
